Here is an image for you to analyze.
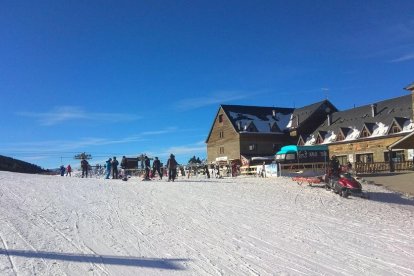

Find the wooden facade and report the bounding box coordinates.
[328,135,408,164]
[206,102,333,164]
[207,107,241,163]
[300,85,414,168]
[206,84,414,169]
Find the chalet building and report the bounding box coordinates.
[206,101,337,164]
[298,85,414,167]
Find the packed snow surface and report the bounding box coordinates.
[1,171,414,276]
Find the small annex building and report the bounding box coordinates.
[298,84,414,170]
[206,100,337,165]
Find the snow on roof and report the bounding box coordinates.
[371,122,389,137]
[402,119,414,132]
[286,114,294,128]
[344,127,360,141]
[304,134,316,145]
[323,131,337,144]
[228,111,292,133]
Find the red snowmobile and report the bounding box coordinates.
[325,171,369,199]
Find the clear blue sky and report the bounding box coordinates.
[0,1,413,169]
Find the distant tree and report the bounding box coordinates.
[188,156,202,164]
[0,155,46,174]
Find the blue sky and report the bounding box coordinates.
[0,1,413,169]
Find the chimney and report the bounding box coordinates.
[327,114,332,126]
[404,83,414,120]
[371,104,377,117]
[272,109,276,118]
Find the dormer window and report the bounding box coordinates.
[316,135,324,144]
[297,136,305,146]
[388,121,402,134]
[359,124,373,138]
[390,125,400,134]
[336,132,345,141]
[360,129,369,138]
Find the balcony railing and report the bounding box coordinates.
[355,161,414,174]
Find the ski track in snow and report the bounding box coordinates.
[0,171,413,275]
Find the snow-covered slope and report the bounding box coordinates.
[0,171,413,275]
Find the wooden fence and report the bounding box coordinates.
[355,161,414,174]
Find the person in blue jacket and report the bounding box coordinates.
[105,158,112,179]
[59,165,65,176]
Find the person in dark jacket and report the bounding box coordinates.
[81,158,89,178]
[112,157,119,179]
[167,154,178,182]
[151,157,162,179]
[60,165,65,176]
[143,155,151,180]
[120,156,127,179]
[330,155,340,177]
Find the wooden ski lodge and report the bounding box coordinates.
[206,83,414,173]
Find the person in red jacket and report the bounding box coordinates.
[66,164,72,177]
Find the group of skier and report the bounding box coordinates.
[59,164,72,177]
[102,154,178,182]
[59,153,179,181]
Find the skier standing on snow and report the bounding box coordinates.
[60,165,65,176]
[144,155,151,180]
[152,157,162,179]
[105,158,112,179]
[81,158,89,178]
[66,164,72,177]
[204,164,210,179]
[120,156,127,179]
[167,154,178,182]
[112,157,119,179]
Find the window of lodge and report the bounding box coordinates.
[356,153,373,163]
[316,135,324,144]
[384,150,405,162]
[389,123,401,134]
[337,155,348,165]
[360,128,370,138]
[249,144,257,151]
[336,132,345,141]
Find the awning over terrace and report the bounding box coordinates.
[388,130,414,149]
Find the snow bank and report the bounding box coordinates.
[0,171,413,275]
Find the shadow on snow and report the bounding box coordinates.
[0,249,189,270]
[363,192,414,206]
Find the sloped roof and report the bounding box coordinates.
[404,82,414,91]
[221,104,294,133]
[389,130,414,149]
[304,94,413,144]
[291,100,338,127]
